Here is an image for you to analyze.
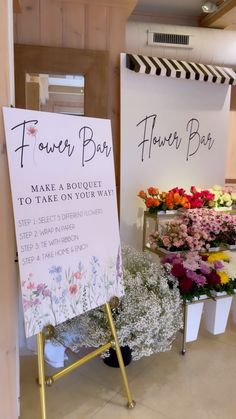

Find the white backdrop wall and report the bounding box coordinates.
[120,53,231,249]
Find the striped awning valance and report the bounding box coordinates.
[126,53,236,85]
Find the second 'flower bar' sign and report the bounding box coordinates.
[3,107,124,337]
[120,53,232,249]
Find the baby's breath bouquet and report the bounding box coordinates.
[54,246,182,361]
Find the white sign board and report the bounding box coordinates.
[3,107,123,337]
[120,53,231,248]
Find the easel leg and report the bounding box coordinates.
[36,332,47,419]
[104,302,136,409]
[182,302,187,355]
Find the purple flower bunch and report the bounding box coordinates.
[161,251,234,301]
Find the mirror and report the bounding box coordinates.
[15,44,109,119]
[25,73,85,115]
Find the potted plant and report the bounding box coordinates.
[53,246,183,362]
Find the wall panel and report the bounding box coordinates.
[62,2,85,48]
[14,0,138,184]
[2,1,141,417]
[15,0,40,44]
[227,86,236,180]
[107,7,126,183]
[40,0,63,46]
[85,4,109,50]
[0,0,18,418]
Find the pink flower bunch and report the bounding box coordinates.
[181,209,235,249]
[149,208,236,252]
[220,215,236,245]
[186,186,215,209]
[222,186,236,194]
[149,216,209,252]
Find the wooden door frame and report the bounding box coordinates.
[14,44,109,119]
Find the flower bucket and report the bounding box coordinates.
[214,207,232,212]
[231,291,236,323]
[185,296,206,343]
[226,244,236,250]
[103,345,132,368]
[204,292,233,334]
[157,210,178,224]
[207,246,221,253]
[158,247,178,255]
[44,341,67,368]
[156,210,178,215]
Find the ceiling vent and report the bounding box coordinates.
[148,30,193,49]
[126,22,236,67]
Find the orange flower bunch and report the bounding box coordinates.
[138,186,190,213]
[138,187,162,211]
[165,190,190,210]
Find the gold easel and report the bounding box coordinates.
[36,300,136,419]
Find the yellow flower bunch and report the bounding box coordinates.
[217,271,230,284]
[206,252,230,263]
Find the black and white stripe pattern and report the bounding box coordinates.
[126,53,236,85]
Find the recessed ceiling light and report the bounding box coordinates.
[202,1,218,13]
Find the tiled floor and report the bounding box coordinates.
[20,314,236,419]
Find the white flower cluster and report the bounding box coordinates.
[222,251,236,279]
[209,185,236,208]
[54,246,183,361]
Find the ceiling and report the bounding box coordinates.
[135,0,204,17]
[13,1,236,29]
[133,0,236,29]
